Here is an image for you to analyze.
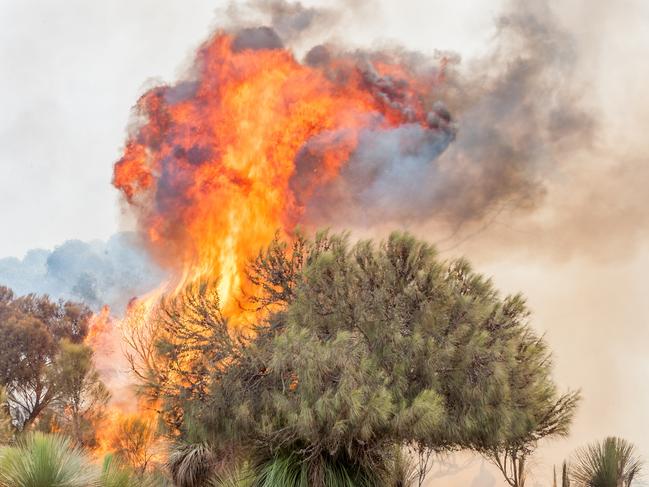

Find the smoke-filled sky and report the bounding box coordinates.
[1,0,649,486]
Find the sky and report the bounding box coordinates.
[1,1,649,486]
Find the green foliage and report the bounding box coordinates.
[123,280,240,433]
[571,437,642,487]
[387,448,418,487]
[0,432,170,487]
[0,432,98,487]
[50,340,111,446]
[99,454,160,487]
[135,231,577,485]
[249,452,377,487]
[0,287,92,429]
[485,390,580,486]
[209,463,254,487]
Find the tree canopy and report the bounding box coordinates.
[129,231,578,484]
[0,286,93,429]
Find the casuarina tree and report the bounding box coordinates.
[131,231,578,485]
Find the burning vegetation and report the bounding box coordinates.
[0,1,642,486]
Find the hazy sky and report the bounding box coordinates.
[2,1,649,486]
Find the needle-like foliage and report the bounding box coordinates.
[0,433,99,487]
[100,454,157,487]
[571,437,642,487]
[138,231,577,485]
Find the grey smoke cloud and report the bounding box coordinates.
[300,0,595,231]
[0,233,164,314]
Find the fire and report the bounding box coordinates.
[113,32,447,315]
[86,296,165,459]
[86,306,133,411]
[92,28,450,462]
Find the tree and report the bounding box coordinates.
[139,231,576,485]
[50,340,111,446]
[0,387,14,444]
[571,437,642,487]
[0,286,92,429]
[123,281,240,433]
[483,382,579,486]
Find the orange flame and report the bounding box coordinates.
[113,33,443,314]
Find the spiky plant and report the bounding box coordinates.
[250,452,380,487]
[209,463,254,487]
[571,437,642,487]
[389,448,418,487]
[0,433,99,487]
[562,461,571,487]
[168,442,216,487]
[100,454,156,487]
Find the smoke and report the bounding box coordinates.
[205,0,598,240]
[0,233,164,314]
[231,26,284,52]
[299,1,595,233]
[223,0,346,48]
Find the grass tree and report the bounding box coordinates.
[167,442,216,487]
[0,433,99,487]
[571,437,642,487]
[99,454,172,487]
[562,462,571,487]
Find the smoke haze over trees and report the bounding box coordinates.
[0,233,163,314]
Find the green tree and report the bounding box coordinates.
[134,231,577,485]
[483,382,579,486]
[50,340,111,446]
[571,437,642,487]
[0,287,92,429]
